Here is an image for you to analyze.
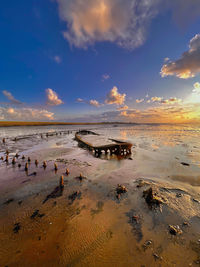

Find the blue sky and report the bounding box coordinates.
[0,0,200,122]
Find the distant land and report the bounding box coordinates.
[0,121,139,127]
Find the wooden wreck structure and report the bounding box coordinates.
[75,130,132,157]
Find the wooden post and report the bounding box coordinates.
[25,163,28,171]
[60,175,64,188]
[54,163,58,171]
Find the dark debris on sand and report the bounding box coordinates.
[181,162,190,166]
[30,209,45,219]
[142,240,153,251]
[13,223,21,233]
[68,191,82,204]
[43,186,64,204]
[126,209,143,242]
[4,198,14,205]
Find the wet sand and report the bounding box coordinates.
[0,126,200,266]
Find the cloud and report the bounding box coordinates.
[160,97,182,104]
[89,99,101,107]
[53,55,62,63]
[120,109,140,118]
[46,88,63,106]
[60,101,200,123]
[147,96,182,104]
[117,105,129,111]
[136,98,144,103]
[102,74,110,81]
[105,86,126,105]
[164,57,170,62]
[76,98,84,103]
[0,107,55,121]
[2,90,22,104]
[193,82,200,94]
[56,0,161,49]
[119,103,200,123]
[161,34,200,79]
[56,0,200,50]
[151,96,163,102]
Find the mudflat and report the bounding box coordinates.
[0,124,200,266]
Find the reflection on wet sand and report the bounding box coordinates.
[0,124,200,266]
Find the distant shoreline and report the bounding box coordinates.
[0,121,138,127]
[0,121,105,127]
[0,121,193,127]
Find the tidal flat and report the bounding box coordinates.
[0,124,200,267]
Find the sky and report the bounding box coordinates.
[0,0,200,123]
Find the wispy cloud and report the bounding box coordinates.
[161,34,200,79]
[151,96,163,102]
[46,88,63,106]
[136,98,144,103]
[147,96,182,104]
[53,55,62,64]
[105,86,126,105]
[76,98,84,103]
[193,82,200,94]
[2,90,22,105]
[76,98,102,107]
[56,0,160,49]
[56,0,200,50]
[117,105,129,111]
[89,99,101,107]
[160,97,182,104]
[102,74,110,81]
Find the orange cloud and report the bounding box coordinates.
[151,96,163,102]
[117,105,129,111]
[0,107,55,121]
[161,34,200,79]
[160,97,182,104]
[89,99,101,107]
[105,86,126,105]
[46,88,63,106]
[136,98,144,103]
[119,103,200,123]
[147,96,182,104]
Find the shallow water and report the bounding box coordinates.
[0,123,200,266]
[1,123,200,186]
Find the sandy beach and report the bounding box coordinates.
[0,124,200,267]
